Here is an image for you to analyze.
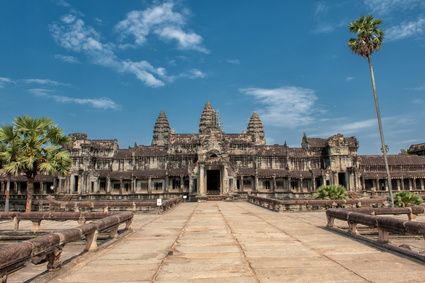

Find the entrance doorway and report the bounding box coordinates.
[207,170,220,195]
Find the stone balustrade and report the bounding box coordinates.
[0,212,133,282]
[326,208,425,243]
[38,196,182,213]
[0,211,115,232]
[248,195,387,211]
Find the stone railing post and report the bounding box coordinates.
[31,221,41,233]
[13,217,20,231]
[46,246,63,271]
[85,230,98,251]
[377,227,389,243]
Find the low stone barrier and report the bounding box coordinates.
[326,207,425,242]
[0,211,114,232]
[247,195,386,211]
[0,212,133,282]
[38,196,182,213]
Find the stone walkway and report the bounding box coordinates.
[52,202,425,283]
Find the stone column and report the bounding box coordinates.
[375,178,379,191]
[148,177,152,193]
[189,177,194,194]
[421,179,424,190]
[413,178,417,191]
[106,177,111,194]
[199,164,206,196]
[119,179,124,195]
[165,176,169,192]
[240,176,244,192]
[40,182,44,195]
[254,175,259,192]
[273,176,276,192]
[401,178,405,190]
[180,176,184,192]
[299,178,303,193]
[222,167,228,195]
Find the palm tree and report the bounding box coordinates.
[0,125,19,212]
[348,15,394,207]
[0,116,71,212]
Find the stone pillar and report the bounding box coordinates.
[396,179,401,191]
[148,177,152,193]
[40,182,44,195]
[299,178,303,193]
[255,176,259,192]
[165,176,169,192]
[222,167,228,195]
[240,176,244,192]
[401,178,405,190]
[131,178,136,194]
[180,176,184,192]
[413,178,417,191]
[106,177,111,194]
[199,164,206,196]
[189,177,194,194]
[119,179,124,195]
[375,178,379,191]
[421,179,424,190]
[272,176,277,192]
[288,177,292,191]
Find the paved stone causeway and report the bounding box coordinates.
[52,202,425,283]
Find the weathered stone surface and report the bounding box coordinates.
[51,202,425,283]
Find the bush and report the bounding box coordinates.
[315,185,348,200]
[394,191,423,207]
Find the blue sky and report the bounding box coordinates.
[1,0,425,154]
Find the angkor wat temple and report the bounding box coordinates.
[2,102,425,199]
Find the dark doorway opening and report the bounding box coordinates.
[207,170,220,194]
[338,172,346,188]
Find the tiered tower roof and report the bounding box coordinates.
[247,112,265,145]
[199,102,221,134]
[152,111,171,146]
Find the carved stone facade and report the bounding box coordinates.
[2,102,425,198]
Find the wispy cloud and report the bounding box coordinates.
[363,0,423,15]
[311,116,415,137]
[23,78,68,87]
[410,85,425,91]
[50,14,165,87]
[29,88,118,109]
[240,86,318,128]
[225,59,240,65]
[386,17,425,41]
[314,1,328,16]
[0,77,14,88]
[345,76,355,82]
[182,69,205,79]
[54,54,79,63]
[115,2,208,53]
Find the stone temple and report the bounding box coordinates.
[2,102,425,199]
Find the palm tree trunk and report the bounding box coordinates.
[26,178,34,212]
[367,55,394,207]
[5,177,10,212]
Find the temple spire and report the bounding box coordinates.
[199,102,221,134]
[152,111,171,146]
[247,112,265,145]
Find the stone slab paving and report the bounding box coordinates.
[38,202,425,282]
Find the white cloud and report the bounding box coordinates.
[0,77,14,88]
[23,78,67,86]
[363,0,423,15]
[314,1,328,16]
[345,76,355,82]
[50,13,165,87]
[29,88,118,109]
[386,18,425,41]
[115,2,207,52]
[240,86,318,128]
[28,88,54,96]
[312,24,334,34]
[225,59,240,65]
[54,54,79,63]
[411,85,425,91]
[183,68,205,79]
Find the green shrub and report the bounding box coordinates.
[315,185,348,200]
[394,191,423,207]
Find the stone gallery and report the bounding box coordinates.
[2,102,425,199]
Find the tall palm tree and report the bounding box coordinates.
[0,125,19,212]
[0,116,72,212]
[348,15,394,207]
